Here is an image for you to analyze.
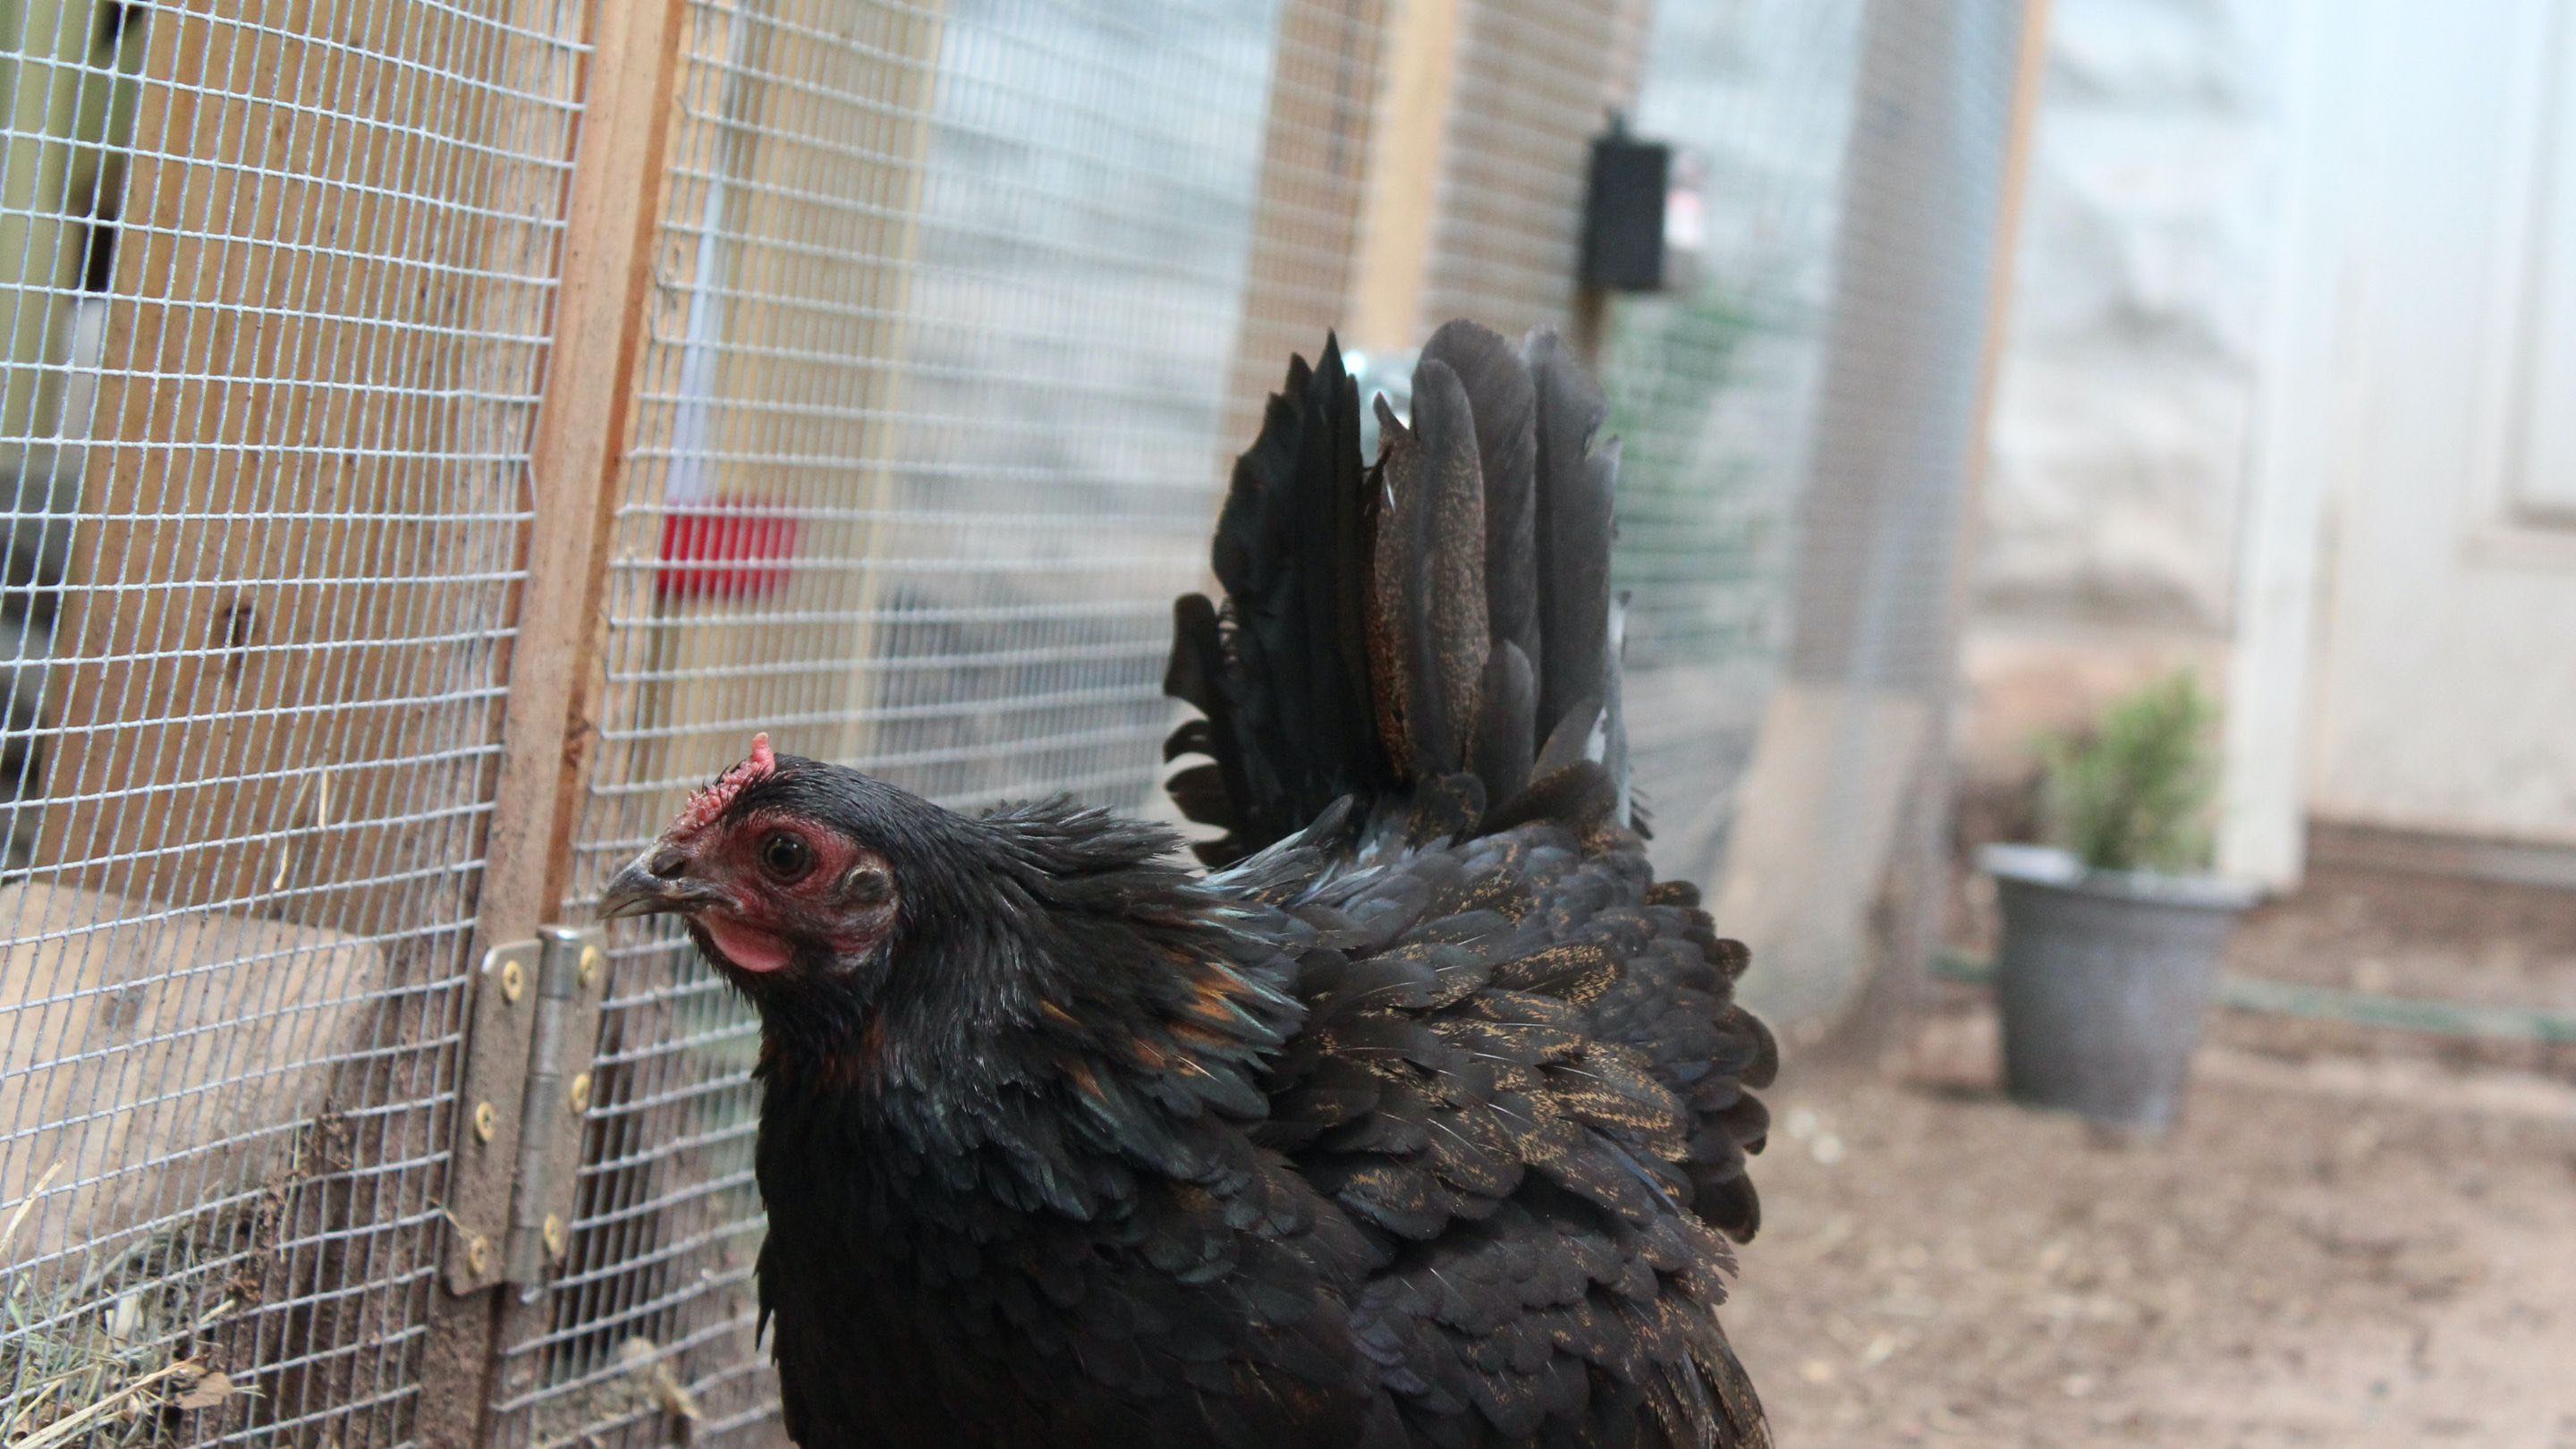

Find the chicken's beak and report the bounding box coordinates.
[597,846,727,921]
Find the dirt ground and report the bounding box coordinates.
[1725,867,2576,1448]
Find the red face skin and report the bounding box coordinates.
[663,807,902,978]
[600,735,906,983]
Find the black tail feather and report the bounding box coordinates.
[1526,329,1614,756]
[1169,323,1629,864]
[1374,360,1489,781]
[1169,341,1387,860]
[1419,318,1538,669]
[1466,642,1536,812]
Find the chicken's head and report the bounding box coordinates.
[598,734,908,993]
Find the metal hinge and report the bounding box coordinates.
[442,925,607,1298]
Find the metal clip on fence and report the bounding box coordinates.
[442,926,607,1299]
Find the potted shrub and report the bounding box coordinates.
[1979,672,2258,1131]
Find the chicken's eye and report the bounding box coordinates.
[757,831,813,883]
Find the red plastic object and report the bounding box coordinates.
[657,499,799,601]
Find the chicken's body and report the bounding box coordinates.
[603,323,1775,1448]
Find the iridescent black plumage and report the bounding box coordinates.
[619,323,1775,1448]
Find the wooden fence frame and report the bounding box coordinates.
[21,0,2050,1439]
[1708,0,2055,1043]
[416,4,692,1446]
[407,0,2058,1435]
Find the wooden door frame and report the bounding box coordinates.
[415,3,692,1445]
[2207,0,2576,886]
[2214,0,2371,891]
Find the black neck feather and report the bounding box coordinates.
[748,794,1301,1224]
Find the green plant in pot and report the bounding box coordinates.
[1980,672,2258,1131]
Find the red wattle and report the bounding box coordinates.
[704,914,792,973]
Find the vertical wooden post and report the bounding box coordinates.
[415,4,691,1446]
[1711,0,2051,1036]
[1345,0,1639,361]
[1954,0,2055,613]
[549,11,953,1432]
[2218,0,2345,890]
[1222,0,1391,445]
[1850,0,2057,1055]
[1556,0,1656,368]
[1346,0,1462,353]
[470,0,691,969]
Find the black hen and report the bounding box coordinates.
[600,322,1777,1448]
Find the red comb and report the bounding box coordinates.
[669,733,777,839]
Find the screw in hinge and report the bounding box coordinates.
[542,1214,568,1261]
[568,1072,593,1114]
[473,1100,499,1143]
[500,957,527,1003]
[464,1234,492,1275]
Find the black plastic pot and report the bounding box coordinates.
[1980,844,2259,1131]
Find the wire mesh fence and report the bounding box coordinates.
[1601,0,1868,888]
[1690,0,2029,1025]
[524,2,1371,1442]
[0,3,584,1447]
[1416,0,1642,335]
[0,0,2029,1445]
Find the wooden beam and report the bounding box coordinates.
[414,4,691,1446]
[1714,0,2051,1032]
[0,882,383,1275]
[1911,0,2057,864]
[1346,0,1462,352]
[2218,0,2352,889]
[467,0,690,988]
[1964,0,2055,513]
[1223,0,1390,445]
[517,11,953,1439]
[1415,0,1630,347]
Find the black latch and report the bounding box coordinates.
[1581,114,1672,292]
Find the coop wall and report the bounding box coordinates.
[0,3,2029,1445]
[0,4,582,1448]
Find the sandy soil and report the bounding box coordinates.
[1724,865,2576,1447]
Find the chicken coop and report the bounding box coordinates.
[0,1,2041,1446]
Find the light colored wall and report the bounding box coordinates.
[1960,0,2295,783]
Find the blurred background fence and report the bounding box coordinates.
[0,1,2039,1446]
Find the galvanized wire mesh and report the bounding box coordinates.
[1418,0,1645,335]
[0,0,2021,1445]
[0,4,583,1449]
[1379,0,2021,1011]
[1614,0,2026,1021]
[1600,0,1870,887]
[517,3,1360,1444]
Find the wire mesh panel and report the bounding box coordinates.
[1337,0,1828,888]
[498,0,2024,1434]
[0,0,2030,1442]
[0,4,583,1448]
[1417,0,1645,336]
[509,3,1347,1444]
[1670,0,2029,1021]
[1598,0,1869,887]
[1222,0,1387,446]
